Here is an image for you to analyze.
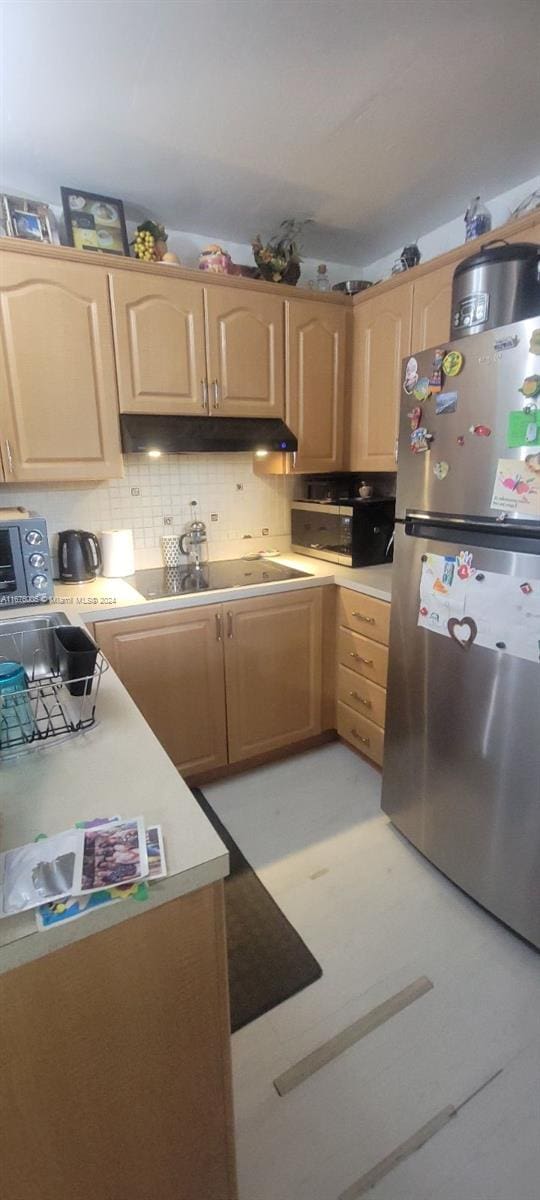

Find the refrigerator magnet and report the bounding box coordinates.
[433,460,449,480]
[404,356,419,393]
[413,377,432,402]
[436,391,458,415]
[519,374,540,400]
[429,348,444,392]
[407,405,422,430]
[506,410,540,448]
[447,616,477,650]
[491,458,540,518]
[456,435,465,446]
[410,426,433,452]
[469,424,491,437]
[529,329,540,355]
[442,350,463,377]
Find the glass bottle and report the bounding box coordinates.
[314,263,331,291]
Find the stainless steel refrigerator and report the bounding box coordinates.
[381,316,540,947]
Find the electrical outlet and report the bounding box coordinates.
[163,516,172,526]
[262,527,269,536]
[130,487,140,497]
[210,513,219,522]
[236,483,244,491]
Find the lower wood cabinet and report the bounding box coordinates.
[224,588,322,763]
[336,587,390,767]
[95,587,323,776]
[95,604,228,775]
[0,883,237,1200]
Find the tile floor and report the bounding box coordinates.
[205,742,540,1200]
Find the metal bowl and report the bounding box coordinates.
[332,279,373,295]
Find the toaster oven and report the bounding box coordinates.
[0,511,53,604]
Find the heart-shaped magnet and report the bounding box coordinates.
[447,616,477,650]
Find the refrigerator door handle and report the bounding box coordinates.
[405,511,540,541]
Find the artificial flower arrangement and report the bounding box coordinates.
[252,218,312,285]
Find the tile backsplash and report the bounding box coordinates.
[1,454,295,573]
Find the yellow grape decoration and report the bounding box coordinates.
[132,220,168,262]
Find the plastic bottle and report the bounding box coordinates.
[464,197,492,241]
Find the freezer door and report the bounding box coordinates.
[396,316,540,520]
[382,522,540,946]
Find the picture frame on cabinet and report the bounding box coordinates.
[61,186,129,256]
[1,194,60,244]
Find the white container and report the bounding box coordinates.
[160,534,182,567]
[101,529,135,578]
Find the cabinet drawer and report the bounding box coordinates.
[337,627,388,687]
[337,701,384,766]
[337,664,386,728]
[338,588,390,645]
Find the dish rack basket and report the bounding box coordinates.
[0,623,108,760]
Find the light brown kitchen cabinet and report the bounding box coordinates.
[349,283,413,472]
[204,287,285,417]
[223,588,323,763]
[0,883,237,1200]
[287,299,345,471]
[0,250,123,482]
[336,586,390,767]
[95,604,228,776]
[109,272,207,415]
[410,262,455,352]
[95,588,323,776]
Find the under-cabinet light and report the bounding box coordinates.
[147,449,162,458]
[255,449,269,458]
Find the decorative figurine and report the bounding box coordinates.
[132,220,168,261]
[198,244,232,274]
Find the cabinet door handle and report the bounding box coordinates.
[352,612,375,624]
[350,691,372,708]
[5,438,14,474]
[201,379,209,411]
[212,379,220,410]
[227,610,233,638]
[351,728,370,746]
[215,612,222,641]
[350,652,374,666]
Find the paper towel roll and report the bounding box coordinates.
[101,529,135,578]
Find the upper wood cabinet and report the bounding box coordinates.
[109,273,207,415]
[95,604,228,776]
[204,288,285,417]
[349,283,413,472]
[224,588,322,763]
[410,262,455,352]
[287,299,345,471]
[0,251,123,482]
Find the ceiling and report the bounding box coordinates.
[1,0,539,263]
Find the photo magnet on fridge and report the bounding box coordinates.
[436,391,458,415]
[506,410,540,448]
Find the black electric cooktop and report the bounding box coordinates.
[131,558,311,599]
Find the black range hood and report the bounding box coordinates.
[120,413,297,455]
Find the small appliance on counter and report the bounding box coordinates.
[291,497,395,567]
[179,502,208,571]
[0,508,53,604]
[57,529,102,583]
[451,241,540,337]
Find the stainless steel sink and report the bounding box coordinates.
[0,611,70,680]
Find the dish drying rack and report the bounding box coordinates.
[0,622,108,760]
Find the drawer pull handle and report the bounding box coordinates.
[352,728,370,746]
[227,610,233,639]
[352,612,375,624]
[215,612,222,641]
[350,691,372,708]
[350,652,374,666]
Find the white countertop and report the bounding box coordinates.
[0,552,391,973]
[43,553,392,620]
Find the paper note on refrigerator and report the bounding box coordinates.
[418,553,540,663]
[490,458,540,518]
